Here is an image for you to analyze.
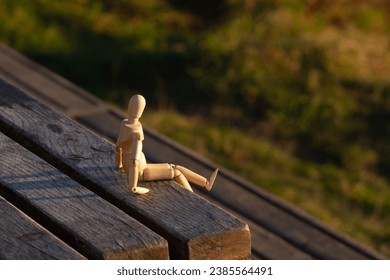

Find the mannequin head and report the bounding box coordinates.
[127,94,146,122]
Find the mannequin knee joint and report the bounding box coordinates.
[171,165,182,178]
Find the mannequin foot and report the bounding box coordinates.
[132,186,150,195]
[204,168,219,191]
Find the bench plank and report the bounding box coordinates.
[0,79,251,260]
[203,194,313,259]
[0,132,168,260]
[0,195,85,259]
[0,43,99,112]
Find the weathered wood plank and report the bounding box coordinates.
[0,132,168,260]
[0,195,85,260]
[75,110,122,140]
[0,79,251,260]
[203,194,313,260]
[0,43,99,112]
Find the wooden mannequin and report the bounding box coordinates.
[115,94,218,194]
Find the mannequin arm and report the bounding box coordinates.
[115,146,123,169]
[131,133,143,162]
[129,133,149,194]
[114,120,128,169]
[129,159,139,193]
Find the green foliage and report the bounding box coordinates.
[1,0,390,256]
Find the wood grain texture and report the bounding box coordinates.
[0,195,85,260]
[0,43,99,112]
[0,132,168,260]
[203,194,313,259]
[0,79,251,260]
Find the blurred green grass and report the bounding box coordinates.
[1,0,390,257]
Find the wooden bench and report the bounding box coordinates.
[0,79,251,259]
[0,43,384,260]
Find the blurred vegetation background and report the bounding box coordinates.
[1,0,390,257]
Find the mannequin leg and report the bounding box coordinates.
[142,164,193,192]
[128,160,150,194]
[174,165,207,186]
[142,163,173,180]
[172,168,193,192]
[175,165,218,191]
